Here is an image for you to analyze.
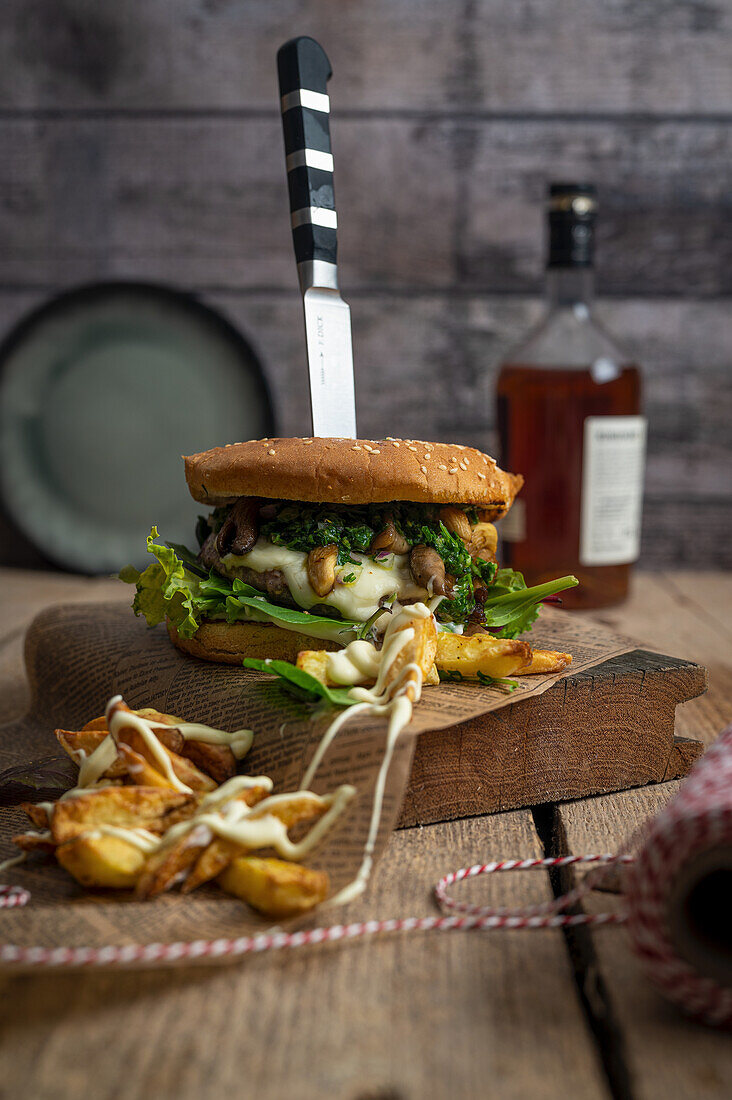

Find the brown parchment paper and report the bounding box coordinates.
[0,602,633,953]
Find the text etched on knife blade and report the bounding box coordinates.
[317,312,326,386]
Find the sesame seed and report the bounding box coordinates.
[420,465,427,474]
[268,449,276,456]
[482,456,488,464]
[448,467,458,474]
[303,439,313,445]
[477,472,486,480]
[371,449,381,454]
[438,464,447,470]
[423,454,431,461]
[406,445,418,452]
[352,445,362,451]
[392,441,400,447]
[459,461,467,470]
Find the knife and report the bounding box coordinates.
[277,36,357,438]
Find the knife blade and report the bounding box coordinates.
[277,36,357,438]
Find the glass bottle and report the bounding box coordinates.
[496,184,646,609]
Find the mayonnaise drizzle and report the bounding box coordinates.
[12,606,431,903]
[304,603,434,906]
[106,702,191,793]
[326,640,382,686]
[176,724,253,760]
[20,699,353,868]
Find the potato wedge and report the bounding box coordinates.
[135,824,211,899]
[114,725,216,793]
[56,729,127,779]
[218,856,329,918]
[519,649,573,675]
[134,708,182,727]
[57,834,146,889]
[118,744,179,790]
[81,715,110,732]
[12,832,56,854]
[386,613,438,699]
[247,791,330,830]
[296,649,331,685]
[435,632,531,679]
[178,740,237,784]
[297,647,442,691]
[81,707,181,733]
[181,837,241,894]
[424,663,440,686]
[20,801,51,829]
[181,784,272,893]
[51,787,192,844]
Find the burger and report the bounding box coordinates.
[121,437,576,664]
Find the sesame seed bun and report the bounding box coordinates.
[184,437,523,518]
[167,619,339,665]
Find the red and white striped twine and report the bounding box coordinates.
[0,853,627,970]
[2,724,731,1028]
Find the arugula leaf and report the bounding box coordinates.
[242,658,358,707]
[483,575,578,638]
[438,668,518,692]
[438,668,465,683]
[225,579,359,643]
[476,671,519,692]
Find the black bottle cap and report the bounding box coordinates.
[547,183,597,268]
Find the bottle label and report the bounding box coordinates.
[580,416,646,566]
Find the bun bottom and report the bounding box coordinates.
[167,619,340,665]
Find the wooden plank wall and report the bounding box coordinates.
[0,1,729,566]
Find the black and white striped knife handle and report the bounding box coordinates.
[277,36,338,292]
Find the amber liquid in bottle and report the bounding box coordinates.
[497,362,642,609]
[494,183,646,610]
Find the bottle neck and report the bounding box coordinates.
[546,267,595,309]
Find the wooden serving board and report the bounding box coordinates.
[398,649,707,827]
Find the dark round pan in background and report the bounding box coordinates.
[0,282,275,573]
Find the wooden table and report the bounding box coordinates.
[0,568,730,1099]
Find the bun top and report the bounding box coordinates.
[184,437,523,518]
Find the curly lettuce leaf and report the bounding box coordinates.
[119,528,205,638]
[120,530,361,644]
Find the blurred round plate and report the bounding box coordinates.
[0,282,274,573]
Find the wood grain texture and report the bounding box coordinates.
[555,788,732,1100]
[0,3,729,568]
[0,569,729,1097]
[0,0,730,113]
[400,650,705,826]
[0,284,729,568]
[583,571,732,744]
[0,812,607,1100]
[0,117,728,296]
[546,572,732,1097]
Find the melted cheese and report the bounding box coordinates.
[223,539,427,621]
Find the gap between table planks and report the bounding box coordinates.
[548,571,732,1100]
[0,812,607,1100]
[0,569,730,1098]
